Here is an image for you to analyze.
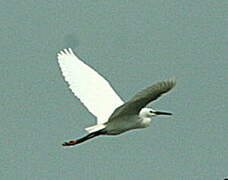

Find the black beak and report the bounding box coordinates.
[155,111,172,116]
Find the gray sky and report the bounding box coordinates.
[1,0,227,179]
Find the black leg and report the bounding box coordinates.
[62,130,102,146]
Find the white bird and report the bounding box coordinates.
[57,48,176,146]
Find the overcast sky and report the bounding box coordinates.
[1,0,227,179]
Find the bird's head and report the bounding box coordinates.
[139,108,172,118]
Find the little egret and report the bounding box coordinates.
[57,48,176,146]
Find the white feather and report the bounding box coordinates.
[57,48,124,125]
[85,124,106,133]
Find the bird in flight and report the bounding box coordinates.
[57,48,176,146]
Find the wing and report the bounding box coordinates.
[57,48,124,124]
[109,79,176,119]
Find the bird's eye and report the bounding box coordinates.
[149,110,153,113]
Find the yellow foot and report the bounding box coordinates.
[62,140,78,146]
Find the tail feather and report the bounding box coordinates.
[85,124,106,133]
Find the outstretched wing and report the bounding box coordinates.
[57,48,124,124]
[109,79,176,119]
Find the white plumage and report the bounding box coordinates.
[57,48,176,146]
[57,49,124,129]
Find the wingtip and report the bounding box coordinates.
[57,48,74,59]
[167,77,176,87]
[68,48,73,55]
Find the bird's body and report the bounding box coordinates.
[57,48,176,146]
[104,108,155,135]
[104,115,142,135]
